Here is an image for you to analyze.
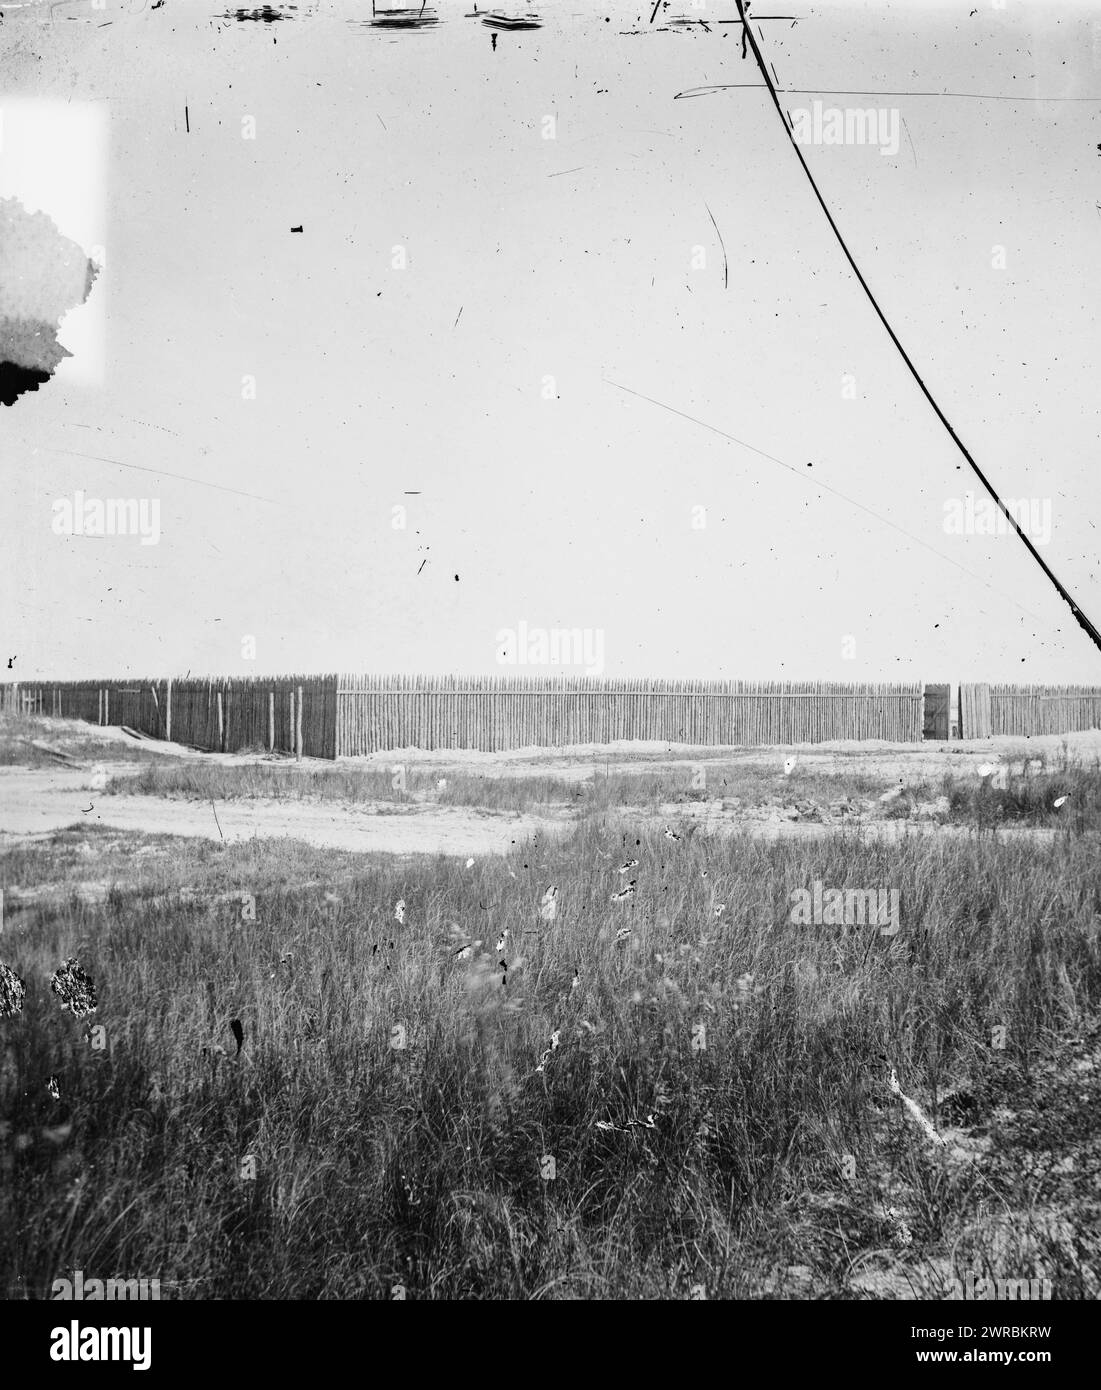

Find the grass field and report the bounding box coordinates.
[1,816,1098,1294]
[106,747,1097,830]
[2,716,1099,1299]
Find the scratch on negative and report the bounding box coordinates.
[900,113,918,168]
[704,202,728,289]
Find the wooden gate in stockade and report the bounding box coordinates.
[922,684,951,740]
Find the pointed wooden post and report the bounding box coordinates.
[296,685,304,762]
[165,678,172,742]
[217,691,224,752]
[268,691,275,752]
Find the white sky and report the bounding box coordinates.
[2,0,1100,682]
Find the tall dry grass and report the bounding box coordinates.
[105,757,905,817]
[2,814,1099,1299]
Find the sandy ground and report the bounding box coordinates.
[14,718,1101,778]
[359,731,1101,782]
[0,767,548,857]
[0,720,1093,856]
[0,766,1054,853]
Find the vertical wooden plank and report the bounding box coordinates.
[959,682,991,739]
[296,685,304,761]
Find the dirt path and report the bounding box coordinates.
[0,768,557,857]
[2,721,1090,857]
[0,764,1059,857]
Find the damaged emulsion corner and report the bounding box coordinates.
[0,195,101,407]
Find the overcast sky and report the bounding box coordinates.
[3,0,1100,683]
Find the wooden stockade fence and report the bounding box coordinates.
[959,682,992,740]
[2,675,924,754]
[8,676,1101,753]
[336,676,925,753]
[3,677,338,759]
[960,683,1101,739]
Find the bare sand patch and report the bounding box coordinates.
[1,721,1092,857]
[0,767,559,857]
